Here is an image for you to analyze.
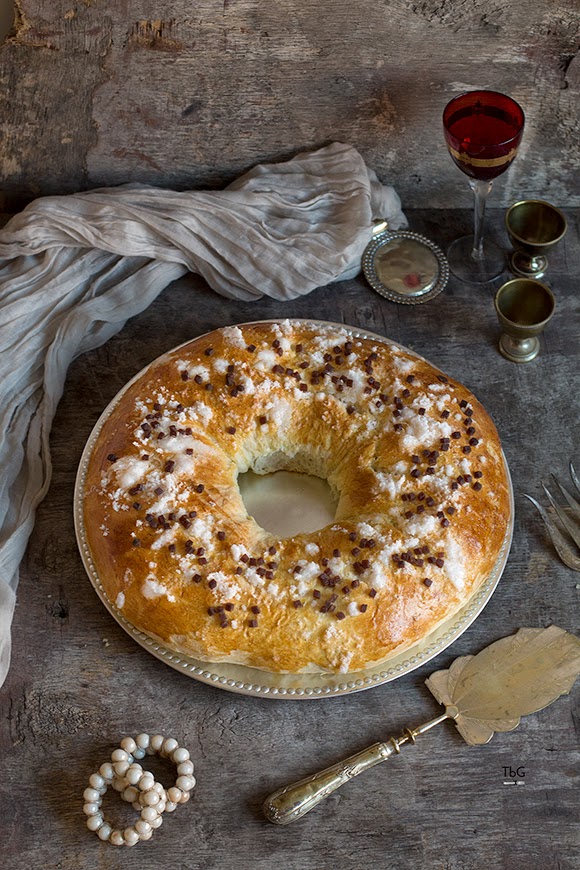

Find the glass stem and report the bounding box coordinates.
[469,179,494,262]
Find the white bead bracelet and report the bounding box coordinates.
[83,734,195,846]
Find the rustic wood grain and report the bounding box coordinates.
[0,208,578,870]
[0,1,578,213]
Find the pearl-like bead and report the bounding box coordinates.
[111,748,130,764]
[176,775,195,792]
[138,773,155,791]
[83,787,101,803]
[179,791,191,804]
[98,762,114,781]
[142,790,160,807]
[89,773,105,790]
[125,765,143,786]
[162,737,178,757]
[172,747,190,764]
[110,830,125,847]
[83,802,100,816]
[139,829,153,841]
[167,786,183,804]
[133,747,146,760]
[150,734,164,752]
[86,814,104,831]
[124,827,140,846]
[177,761,194,776]
[113,761,130,777]
[122,786,139,804]
[111,777,125,792]
[164,800,177,813]
[120,737,137,755]
[135,819,152,836]
[135,733,150,750]
[150,815,163,829]
[141,805,160,823]
[97,822,112,841]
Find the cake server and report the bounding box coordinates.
[263,625,580,824]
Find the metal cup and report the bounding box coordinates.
[505,200,567,279]
[494,278,555,363]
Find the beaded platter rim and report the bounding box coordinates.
[74,319,514,700]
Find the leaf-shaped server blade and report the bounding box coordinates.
[446,655,475,699]
[425,657,509,744]
[425,656,474,707]
[450,626,580,722]
[453,716,497,746]
[425,667,456,707]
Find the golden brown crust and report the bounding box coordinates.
[82,320,510,673]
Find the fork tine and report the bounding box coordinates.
[551,474,580,524]
[542,482,580,550]
[570,461,580,497]
[524,494,580,572]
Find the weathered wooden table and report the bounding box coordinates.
[1,209,578,870]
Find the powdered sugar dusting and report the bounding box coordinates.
[221,326,246,349]
[444,537,466,589]
[212,358,229,374]
[254,349,277,371]
[190,402,213,426]
[208,571,239,599]
[113,457,148,490]
[142,577,176,602]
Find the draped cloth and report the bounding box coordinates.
[0,141,406,687]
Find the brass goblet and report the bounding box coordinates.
[494,278,555,363]
[505,200,567,279]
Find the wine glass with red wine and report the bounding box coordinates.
[443,90,525,283]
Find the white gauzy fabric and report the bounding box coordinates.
[0,141,406,688]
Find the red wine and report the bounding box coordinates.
[443,92,525,181]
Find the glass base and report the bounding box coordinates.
[447,235,506,284]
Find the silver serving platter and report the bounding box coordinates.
[74,320,514,699]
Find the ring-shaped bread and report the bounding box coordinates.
[83,320,510,673]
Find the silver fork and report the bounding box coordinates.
[524,461,580,572]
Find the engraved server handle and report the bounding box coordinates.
[263,740,395,825]
[263,713,451,825]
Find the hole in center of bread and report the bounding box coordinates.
[238,470,337,537]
